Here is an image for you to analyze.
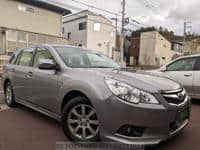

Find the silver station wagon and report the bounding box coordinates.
[2,44,191,145]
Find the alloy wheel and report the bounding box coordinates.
[67,104,99,140]
[6,84,12,105]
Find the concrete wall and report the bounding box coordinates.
[0,0,62,36]
[62,17,87,47]
[87,15,116,57]
[139,32,156,66]
[154,32,172,66]
[62,11,116,57]
[139,31,181,67]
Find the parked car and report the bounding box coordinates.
[2,44,191,145]
[147,55,200,99]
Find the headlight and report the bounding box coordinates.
[105,78,159,104]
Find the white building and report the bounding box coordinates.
[62,10,116,58]
[139,31,182,67]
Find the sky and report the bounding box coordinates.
[52,0,200,35]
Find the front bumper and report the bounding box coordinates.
[98,95,191,145]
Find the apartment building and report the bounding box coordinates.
[62,10,116,58]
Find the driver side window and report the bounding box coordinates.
[33,47,54,68]
[167,58,196,71]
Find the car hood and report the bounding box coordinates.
[83,68,181,93]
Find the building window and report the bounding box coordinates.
[67,32,71,40]
[111,32,114,37]
[98,43,102,47]
[62,27,65,35]
[18,4,35,13]
[94,23,101,31]
[79,22,87,30]
[78,44,83,47]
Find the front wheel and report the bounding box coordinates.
[5,82,16,107]
[62,97,100,142]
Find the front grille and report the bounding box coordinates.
[162,89,186,105]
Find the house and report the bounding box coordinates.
[139,31,181,67]
[183,39,200,55]
[62,10,116,58]
[171,41,183,53]
[0,0,71,73]
[129,37,140,66]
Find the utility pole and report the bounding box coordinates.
[120,0,126,66]
[121,0,126,35]
[183,21,192,53]
[183,21,192,42]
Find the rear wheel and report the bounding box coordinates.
[5,82,16,107]
[62,96,100,142]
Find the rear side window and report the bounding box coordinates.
[9,54,17,64]
[9,50,22,64]
[18,48,35,66]
[167,58,196,71]
[33,47,54,68]
[194,58,200,70]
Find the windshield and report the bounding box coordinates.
[54,46,120,68]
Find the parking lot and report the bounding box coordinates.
[0,93,200,150]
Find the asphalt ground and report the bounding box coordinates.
[0,92,200,150]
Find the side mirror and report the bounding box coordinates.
[38,59,60,71]
[160,66,167,72]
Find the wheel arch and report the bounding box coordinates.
[61,90,92,113]
[3,78,11,92]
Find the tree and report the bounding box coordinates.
[129,26,200,42]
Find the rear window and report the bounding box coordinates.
[9,50,22,64]
[18,48,35,66]
[194,58,200,70]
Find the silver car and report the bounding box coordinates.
[2,44,191,145]
[148,55,200,99]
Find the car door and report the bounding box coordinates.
[29,47,60,113]
[12,48,35,101]
[164,57,196,96]
[193,57,200,99]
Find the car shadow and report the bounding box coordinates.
[191,99,200,105]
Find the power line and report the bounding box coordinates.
[71,0,121,16]
[121,0,126,34]
[136,0,158,11]
[63,11,116,28]
[48,0,83,11]
[183,21,192,42]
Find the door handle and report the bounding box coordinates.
[11,68,15,72]
[184,74,192,77]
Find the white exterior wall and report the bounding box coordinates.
[62,18,87,47]
[86,15,116,57]
[154,32,172,66]
[139,32,156,66]
[139,31,181,67]
[62,11,116,57]
[0,0,62,36]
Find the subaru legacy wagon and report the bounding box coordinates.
[2,44,191,145]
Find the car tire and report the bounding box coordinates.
[5,82,16,107]
[62,96,100,142]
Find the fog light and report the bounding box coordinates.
[117,125,145,137]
